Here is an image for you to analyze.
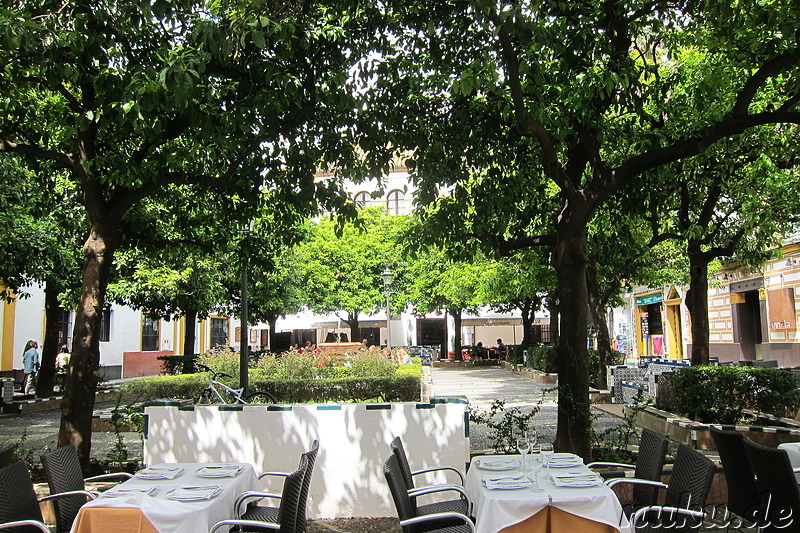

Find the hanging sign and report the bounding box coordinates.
[636,293,663,306]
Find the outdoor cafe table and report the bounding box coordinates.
[465,454,630,533]
[70,462,260,533]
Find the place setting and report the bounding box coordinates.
[166,484,223,501]
[134,465,185,480]
[196,464,245,478]
[100,486,159,498]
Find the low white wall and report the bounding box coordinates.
[143,401,469,518]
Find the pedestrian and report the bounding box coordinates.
[22,340,40,395]
[56,344,71,370]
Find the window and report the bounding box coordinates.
[142,316,159,352]
[57,310,72,347]
[210,317,229,348]
[354,191,370,208]
[387,189,405,215]
[99,306,111,342]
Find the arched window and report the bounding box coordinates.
[387,189,405,215]
[354,191,370,208]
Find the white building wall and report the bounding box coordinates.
[13,284,46,364]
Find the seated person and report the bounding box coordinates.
[495,338,507,359]
[471,342,486,360]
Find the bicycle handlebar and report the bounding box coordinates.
[197,364,235,381]
[218,372,233,379]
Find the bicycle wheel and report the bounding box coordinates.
[244,391,277,404]
[195,389,215,405]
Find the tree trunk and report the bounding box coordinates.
[686,241,711,365]
[450,308,463,360]
[589,304,613,389]
[552,217,592,459]
[587,268,613,389]
[546,294,559,346]
[344,310,360,343]
[182,309,198,374]
[59,224,117,469]
[37,280,61,397]
[520,299,534,345]
[265,311,279,352]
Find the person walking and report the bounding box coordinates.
[22,340,40,396]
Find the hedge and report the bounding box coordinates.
[118,372,420,404]
[662,365,800,424]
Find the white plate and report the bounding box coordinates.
[135,467,185,480]
[102,486,158,497]
[196,465,243,478]
[481,479,533,490]
[547,460,583,468]
[475,459,520,471]
[166,485,222,501]
[550,474,602,487]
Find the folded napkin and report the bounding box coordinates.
[196,464,243,478]
[135,466,185,480]
[550,472,601,487]
[476,458,520,471]
[547,456,582,466]
[483,477,533,490]
[166,485,222,501]
[484,473,524,482]
[102,486,157,497]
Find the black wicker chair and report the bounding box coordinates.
[612,444,717,532]
[0,461,97,533]
[210,454,307,533]
[41,444,133,533]
[233,441,319,532]
[743,438,800,533]
[590,428,668,517]
[383,453,474,533]
[709,427,760,525]
[389,436,468,518]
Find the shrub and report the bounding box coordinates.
[196,348,240,379]
[667,365,800,424]
[349,349,398,378]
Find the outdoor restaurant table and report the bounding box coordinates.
[465,454,630,533]
[777,442,800,482]
[70,462,260,533]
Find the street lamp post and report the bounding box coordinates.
[382,267,393,349]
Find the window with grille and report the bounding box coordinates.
[58,309,72,347]
[142,316,159,351]
[99,306,111,342]
[210,317,229,348]
[387,189,404,215]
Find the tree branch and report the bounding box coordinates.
[0,138,74,168]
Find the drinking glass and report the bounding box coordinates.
[516,437,530,472]
[540,443,554,473]
[525,428,537,449]
[527,445,544,492]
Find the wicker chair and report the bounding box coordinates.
[383,453,474,533]
[234,441,319,532]
[389,436,468,518]
[1,461,97,533]
[589,428,668,517]
[41,444,133,533]
[709,427,760,525]
[612,444,717,532]
[210,454,307,533]
[743,438,800,533]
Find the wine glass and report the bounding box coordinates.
[540,443,554,474]
[527,445,544,492]
[516,436,530,472]
[525,428,537,449]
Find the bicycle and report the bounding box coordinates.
[195,364,277,405]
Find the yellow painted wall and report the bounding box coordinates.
[1,295,15,371]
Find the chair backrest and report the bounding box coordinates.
[743,438,800,532]
[661,445,716,532]
[710,427,759,522]
[632,428,669,508]
[390,436,415,490]
[41,444,87,533]
[296,440,319,533]
[0,461,46,532]
[276,454,308,533]
[383,453,418,533]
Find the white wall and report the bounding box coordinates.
[13,284,45,364]
[144,402,470,518]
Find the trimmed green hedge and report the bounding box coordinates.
[118,372,421,404]
[662,365,800,424]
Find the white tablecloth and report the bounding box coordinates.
[71,462,260,533]
[777,442,800,482]
[465,454,630,533]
